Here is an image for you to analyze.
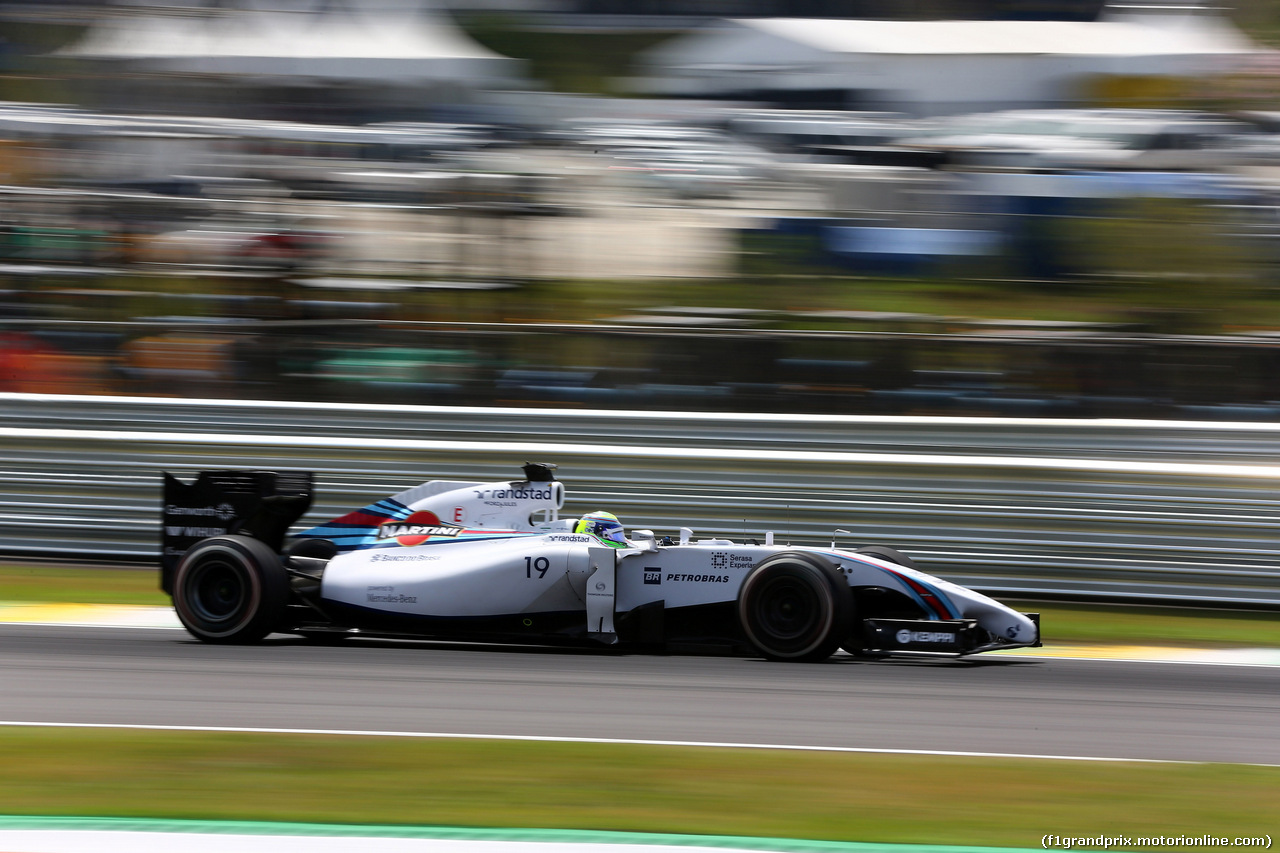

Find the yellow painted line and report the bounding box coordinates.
[990,644,1280,667]
[0,602,181,629]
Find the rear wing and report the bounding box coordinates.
[161,470,313,593]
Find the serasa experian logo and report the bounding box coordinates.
[378,510,463,546]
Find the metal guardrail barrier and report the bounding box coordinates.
[3,393,1280,607]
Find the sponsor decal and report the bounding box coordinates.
[895,629,956,644]
[377,510,463,546]
[711,553,755,569]
[165,503,236,521]
[367,585,417,604]
[164,526,227,538]
[547,534,593,543]
[665,573,730,583]
[643,567,662,585]
[370,552,442,562]
[367,593,418,604]
[472,486,555,501]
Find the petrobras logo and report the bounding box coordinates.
[665,574,729,583]
[378,510,463,546]
[896,629,956,644]
[643,567,661,585]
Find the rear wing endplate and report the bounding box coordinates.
[160,470,313,593]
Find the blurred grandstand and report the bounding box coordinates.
[4,0,1280,418]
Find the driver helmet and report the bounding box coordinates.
[575,510,628,548]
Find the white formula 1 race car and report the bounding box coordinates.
[161,464,1040,661]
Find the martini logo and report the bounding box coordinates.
[378,511,463,546]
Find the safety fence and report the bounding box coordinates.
[3,392,1280,606]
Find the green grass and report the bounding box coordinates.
[1007,600,1280,649]
[0,564,167,606]
[0,730,1274,846]
[1,564,1277,648]
[422,271,1280,336]
[19,271,1152,328]
[518,276,1129,326]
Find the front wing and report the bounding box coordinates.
[861,614,1042,655]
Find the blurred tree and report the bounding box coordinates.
[1065,196,1259,333]
[1228,0,1280,44]
[458,13,678,96]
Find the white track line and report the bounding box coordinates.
[4,720,1273,766]
[10,390,1280,431]
[7,425,1280,477]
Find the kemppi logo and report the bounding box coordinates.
[896,629,956,644]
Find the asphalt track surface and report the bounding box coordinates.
[1,623,1277,765]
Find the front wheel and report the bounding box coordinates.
[172,535,288,644]
[843,544,917,656]
[737,551,853,662]
[854,545,918,570]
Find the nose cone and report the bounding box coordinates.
[943,583,1039,645]
[994,610,1039,645]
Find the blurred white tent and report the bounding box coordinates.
[55,0,525,88]
[632,5,1271,115]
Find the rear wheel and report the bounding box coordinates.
[737,551,852,662]
[172,535,288,644]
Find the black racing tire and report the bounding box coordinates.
[854,545,919,570]
[737,551,853,662]
[172,535,289,644]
